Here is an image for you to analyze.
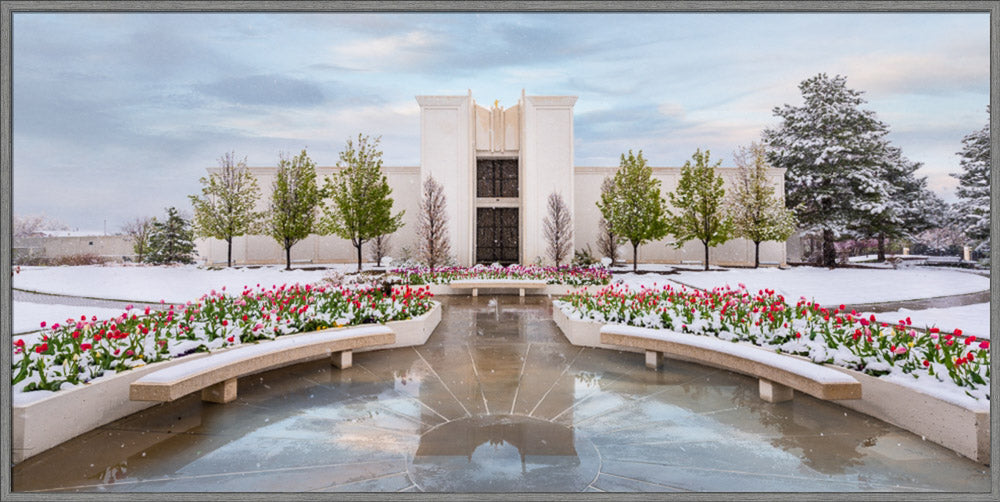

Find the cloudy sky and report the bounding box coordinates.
[12,11,990,231]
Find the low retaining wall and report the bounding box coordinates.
[552,303,990,465]
[426,283,604,297]
[12,302,442,464]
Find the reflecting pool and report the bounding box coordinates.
[12,296,991,493]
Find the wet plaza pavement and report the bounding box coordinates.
[11,295,991,493]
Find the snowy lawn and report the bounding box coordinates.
[13,302,127,335]
[870,303,992,340]
[622,266,990,305]
[12,264,358,303]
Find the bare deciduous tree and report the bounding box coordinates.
[543,191,573,266]
[14,214,68,240]
[417,175,451,269]
[121,216,156,263]
[367,232,392,267]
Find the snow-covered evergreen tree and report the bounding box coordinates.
[147,207,196,264]
[859,146,940,261]
[188,151,263,267]
[763,73,893,267]
[951,108,990,255]
[726,143,796,268]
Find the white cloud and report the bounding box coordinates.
[327,31,438,70]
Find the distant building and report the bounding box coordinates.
[197,91,787,267]
[14,230,135,263]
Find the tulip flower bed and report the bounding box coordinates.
[391,264,612,287]
[11,283,435,393]
[557,283,990,399]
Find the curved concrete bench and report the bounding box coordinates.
[130,325,395,404]
[600,325,861,403]
[448,279,548,297]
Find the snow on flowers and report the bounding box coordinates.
[557,283,989,396]
[11,283,434,393]
[391,264,611,287]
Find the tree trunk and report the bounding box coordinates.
[285,244,291,271]
[754,240,761,268]
[632,242,639,272]
[356,241,363,272]
[822,229,837,268]
[877,233,886,262]
[226,237,233,268]
[703,241,710,271]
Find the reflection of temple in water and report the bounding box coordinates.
[414,416,578,473]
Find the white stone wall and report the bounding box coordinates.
[416,94,475,265]
[520,94,577,265]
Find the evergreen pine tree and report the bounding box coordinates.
[322,134,404,272]
[147,207,196,264]
[666,149,733,271]
[597,150,670,272]
[189,151,264,267]
[951,108,991,255]
[267,149,322,271]
[726,143,796,268]
[763,73,894,267]
[861,146,940,261]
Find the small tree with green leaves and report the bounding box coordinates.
[121,216,156,263]
[189,151,264,267]
[322,134,404,272]
[595,176,623,265]
[726,143,796,268]
[267,149,322,271]
[597,150,670,272]
[147,207,196,264]
[666,149,732,271]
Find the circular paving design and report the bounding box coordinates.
[12,295,991,493]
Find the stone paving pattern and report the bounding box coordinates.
[12,296,991,492]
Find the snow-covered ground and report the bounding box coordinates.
[13,302,127,335]
[622,266,990,305]
[869,303,992,339]
[12,264,354,303]
[11,264,992,340]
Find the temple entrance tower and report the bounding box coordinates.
[416,90,577,266]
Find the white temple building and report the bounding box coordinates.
[196,90,787,267]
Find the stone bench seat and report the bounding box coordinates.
[600,325,861,403]
[130,325,395,404]
[448,279,548,297]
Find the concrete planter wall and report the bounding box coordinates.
[551,304,990,465]
[12,302,442,464]
[425,283,604,297]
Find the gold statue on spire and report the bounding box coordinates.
[493,99,499,109]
